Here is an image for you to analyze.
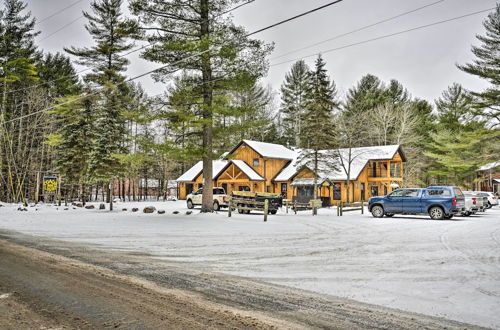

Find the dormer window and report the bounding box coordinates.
[253,158,260,166]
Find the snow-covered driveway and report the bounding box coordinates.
[1,201,499,328]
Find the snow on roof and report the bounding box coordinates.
[242,140,296,160]
[290,178,329,186]
[231,160,265,181]
[176,160,228,182]
[277,145,401,182]
[478,161,500,171]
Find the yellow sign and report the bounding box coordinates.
[43,177,57,193]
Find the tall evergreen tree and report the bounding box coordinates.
[435,83,474,131]
[279,60,311,147]
[65,0,135,209]
[458,5,500,127]
[130,0,273,212]
[343,74,385,117]
[299,55,338,215]
[0,0,41,203]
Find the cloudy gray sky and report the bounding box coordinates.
[28,0,497,104]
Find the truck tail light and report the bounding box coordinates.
[452,198,457,206]
[472,197,476,205]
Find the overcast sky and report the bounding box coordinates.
[28,0,497,104]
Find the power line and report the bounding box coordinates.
[270,7,495,67]
[37,0,85,24]
[270,0,445,61]
[246,0,344,37]
[2,0,346,124]
[38,16,84,42]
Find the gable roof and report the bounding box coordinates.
[176,160,228,182]
[227,140,296,160]
[231,160,265,181]
[276,145,403,182]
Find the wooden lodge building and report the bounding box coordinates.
[176,140,406,205]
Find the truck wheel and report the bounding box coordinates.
[429,206,444,220]
[237,204,244,214]
[187,199,194,209]
[270,210,277,215]
[213,201,220,211]
[371,205,384,218]
[444,214,454,220]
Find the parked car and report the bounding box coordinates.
[368,186,465,220]
[472,191,499,208]
[463,191,487,212]
[462,193,479,216]
[186,187,228,211]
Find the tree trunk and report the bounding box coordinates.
[109,180,114,211]
[200,0,214,213]
[313,149,318,216]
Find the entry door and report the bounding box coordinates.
[385,189,404,213]
[361,183,365,201]
[371,186,379,197]
[186,184,194,196]
[296,185,314,203]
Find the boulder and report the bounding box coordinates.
[85,205,95,209]
[64,208,69,211]
[172,211,180,215]
[143,206,156,214]
[122,208,127,211]
[99,203,106,210]
[157,210,165,214]
[185,211,193,215]
[132,208,139,212]
[74,203,83,208]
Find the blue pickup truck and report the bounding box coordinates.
[368,186,465,220]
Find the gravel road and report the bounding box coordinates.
[0,230,488,329]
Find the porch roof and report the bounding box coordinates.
[176,160,228,182]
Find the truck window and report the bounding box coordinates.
[427,189,451,196]
[404,189,419,197]
[213,188,225,195]
[389,190,404,197]
[453,188,464,197]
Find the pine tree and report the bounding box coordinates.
[65,0,135,209]
[38,52,80,99]
[458,5,500,127]
[130,0,273,212]
[0,0,41,203]
[300,55,339,215]
[435,83,474,131]
[279,60,311,147]
[343,74,386,117]
[46,93,96,203]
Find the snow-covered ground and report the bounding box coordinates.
[1,200,500,328]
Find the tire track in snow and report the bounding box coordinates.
[439,228,500,298]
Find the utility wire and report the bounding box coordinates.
[38,16,84,42]
[246,0,344,37]
[1,0,346,124]
[270,0,445,60]
[270,7,495,67]
[37,0,85,24]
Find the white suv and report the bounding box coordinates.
[473,191,499,208]
[186,187,228,211]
